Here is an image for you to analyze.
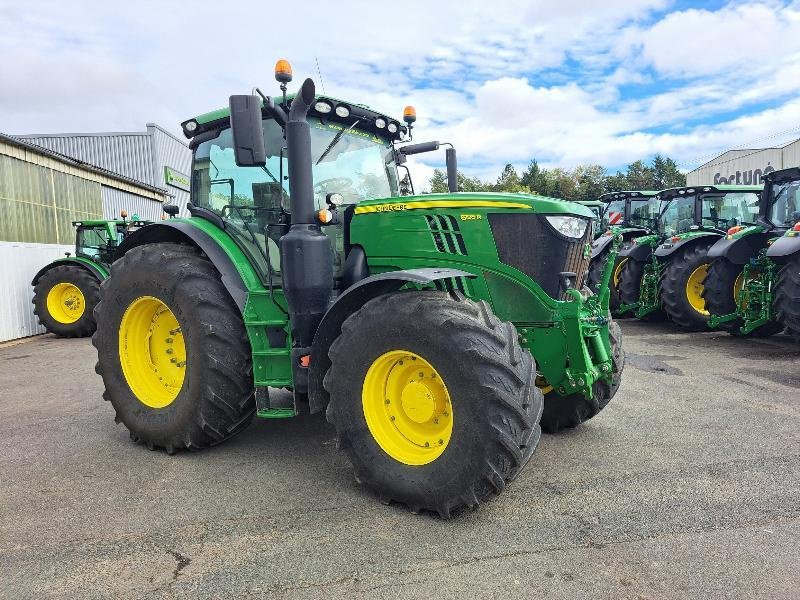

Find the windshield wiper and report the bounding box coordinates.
[316,120,360,165]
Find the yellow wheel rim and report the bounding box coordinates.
[685,264,710,315]
[613,258,628,288]
[119,296,186,409]
[362,350,453,466]
[46,283,85,324]
[733,272,744,305]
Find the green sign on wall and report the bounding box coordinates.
[164,166,190,191]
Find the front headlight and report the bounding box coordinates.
[545,215,588,239]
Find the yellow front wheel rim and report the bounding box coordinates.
[119,296,186,409]
[613,258,628,288]
[46,283,85,323]
[362,350,453,466]
[685,264,710,315]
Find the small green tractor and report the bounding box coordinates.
[587,191,660,314]
[92,64,624,517]
[705,167,800,338]
[617,185,761,329]
[575,200,604,235]
[31,215,150,337]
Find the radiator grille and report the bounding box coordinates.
[425,215,467,255]
[488,213,591,299]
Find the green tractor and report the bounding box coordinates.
[617,184,761,329]
[705,167,800,338]
[587,191,660,314]
[31,215,151,337]
[91,65,624,516]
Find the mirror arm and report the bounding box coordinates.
[255,88,287,127]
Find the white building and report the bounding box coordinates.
[686,138,800,186]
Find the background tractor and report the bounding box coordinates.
[92,63,624,517]
[574,200,604,235]
[587,191,659,314]
[617,185,761,329]
[704,168,800,337]
[31,215,150,337]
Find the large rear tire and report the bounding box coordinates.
[661,242,716,331]
[33,265,100,337]
[92,243,255,453]
[618,258,667,321]
[324,290,543,518]
[775,254,800,341]
[703,257,783,337]
[541,318,624,433]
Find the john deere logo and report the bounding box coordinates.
[164,166,190,191]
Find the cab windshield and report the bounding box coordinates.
[701,192,759,229]
[768,180,800,227]
[191,117,399,216]
[76,225,121,263]
[602,200,625,228]
[629,199,658,229]
[659,196,695,235]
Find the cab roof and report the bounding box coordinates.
[598,190,659,202]
[658,184,763,200]
[182,92,406,143]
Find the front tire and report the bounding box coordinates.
[661,242,715,331]
[541,318,624,432]
[33,265,100,337]
[92,243,255,453]
[775,254,800,341]
[324,291,543,518]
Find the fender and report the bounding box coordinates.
[591,228,649,259]
[307,267,476,414]
[654,231,720,258]
[766,232,800,260]
[619,241,652,262]
[707,231,770,264]
[590,235,614,259]
[118,220,249,311]
[31,256,108,286]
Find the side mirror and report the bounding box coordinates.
[163,204,179,218]
[399,141,440,156]
[229,95,266,167]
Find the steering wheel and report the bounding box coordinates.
[314,177,354,195]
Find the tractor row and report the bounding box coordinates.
[30,60,626,517]
[588,169,800,339]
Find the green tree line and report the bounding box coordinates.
[428,155,686,200]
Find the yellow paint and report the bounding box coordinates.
[118,296,186,409]
[733,271,744,304]
[613,258,628,288]
[362,350,453,465]
[354,200,530,214]
[685,264,710,315]
[46,283,85,324]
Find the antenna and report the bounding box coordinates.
[315,57,326,95]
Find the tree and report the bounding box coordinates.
[494,164,526,193]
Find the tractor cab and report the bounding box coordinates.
[657,185,761,239]
[761,168,800,233]
[73,220,127,267]
[574,200,604,235]
[598,190,659,233]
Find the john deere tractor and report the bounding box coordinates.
[575,200,604,235]
[92,63,624,517]
[617,185,761,329]
[31,216,150,337]
[587,191,659,314]
[705,167,800,338]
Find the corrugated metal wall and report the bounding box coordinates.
[16,132,157,186]
[0,241,73,341]
[101,186,164,221]
[148,124,191,216]
[687,139,799,186]
[0,153,103,244]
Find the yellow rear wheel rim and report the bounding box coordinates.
[362,350,453,466]
[613,258,628,288]
[46,283,85,324]
[119,296,186,409]
[733,271,744,305]
[685,264,710,315]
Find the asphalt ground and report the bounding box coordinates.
[1,321,799,599]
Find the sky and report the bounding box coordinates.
[1,0,799,190]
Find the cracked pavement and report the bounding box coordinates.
[1,321,799,599]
